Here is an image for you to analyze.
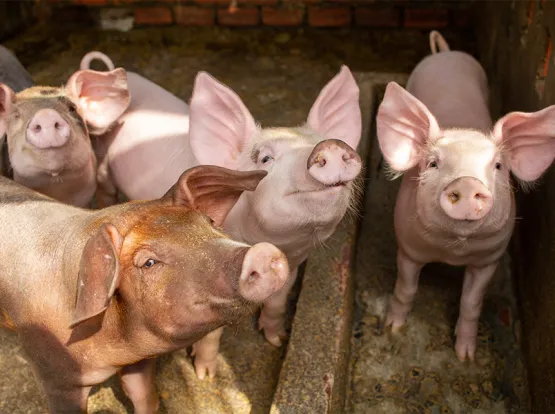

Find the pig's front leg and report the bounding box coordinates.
[455,262,497,361]
[191,327,224,380]
[385,249,425,332]
[119,358,159,414]
[258,266,298,347]
[96,154,118,208]
[44,385,92,413]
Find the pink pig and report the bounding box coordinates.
[377,31,555,361]
[80,52,363,378]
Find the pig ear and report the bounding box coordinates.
[376,82,441,173]
[307,65,362,150]
[493,105,555,182]
[164,165,267,227]
[66,68,130,133]
[0,84,16,137]
[70,223,123,329]
[189,72,258,169]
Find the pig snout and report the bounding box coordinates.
[439,177,493,221]
[307,139,361,185]
[26,109,70,149]
[239,242,289,303]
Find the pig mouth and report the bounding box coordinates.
[289,182,347,196]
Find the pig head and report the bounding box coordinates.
[0,165,288,413]
[0,67,129,207]
[376,31,555,361]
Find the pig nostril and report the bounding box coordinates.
[448,192,461,204]
[474,193,487,200]
[247,271,260,284]
[54,122,61,130]
[314,154,326,167]
[34,125,42,133]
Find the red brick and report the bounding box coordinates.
[355,8,399,28]
[134,7,173,25]
[262,7,304,26]
[308,7,351,27]
[404,8,448,29]
[196,0,277,5]
[217,8,259,26]
[175,6,215,25]
[451,9,471,28]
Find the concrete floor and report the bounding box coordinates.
[0,22,524,414]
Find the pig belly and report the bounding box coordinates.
[108,112,195,200]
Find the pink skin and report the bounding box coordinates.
[0,69,129,207]
[377,31,555,361]
[81,52,362,379]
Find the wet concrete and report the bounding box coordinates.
[0,24,480,413]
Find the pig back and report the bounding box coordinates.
[107,72,196,200]
[406,51,492,131]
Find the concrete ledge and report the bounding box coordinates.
[270,72,408,414]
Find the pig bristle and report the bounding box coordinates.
[17,86,66,100]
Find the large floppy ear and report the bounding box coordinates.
[0,84,16,137]
[163,165,267,227]
[307,65,362,150]
[189,72,258,169]
[492,105,555,182]
[70,223,123,329]
[376,82,441,173]
[65,68,130,133]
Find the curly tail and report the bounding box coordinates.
[429,30,450,54]
[79,51,115,71]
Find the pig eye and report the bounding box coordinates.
[260,155,274,164]
[68,104,77,113]
[142,259,158,269]
[427,160,438,169]
[495,162,502,170]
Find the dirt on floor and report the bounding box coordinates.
[0,22,492,414]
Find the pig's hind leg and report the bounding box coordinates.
[385,249,424,332]
[119,358,159,414]
[455,262,497,361]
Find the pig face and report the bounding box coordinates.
[0,69,129,178]
[188,66,363,237]
[377,82,555,231]
[69,166,288,343]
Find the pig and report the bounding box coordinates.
[80,51,363,379]
[0,56,130,207]
[376,30,555,361]
[0,164,288,413]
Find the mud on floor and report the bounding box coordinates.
[1,24,477,413]
[346,87,530,414]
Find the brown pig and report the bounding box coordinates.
[0,165,288,413]
[0,67,130,207]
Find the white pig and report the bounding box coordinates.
[80,52,363,379]
[376,30,555,361]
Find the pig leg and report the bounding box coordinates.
[44,386,92,413]
[96,154,118,208]
[258,267,298,347]
[455,262,497,361]
[119,359,159,414]
[191,327,223,380]
[385,249,425,332]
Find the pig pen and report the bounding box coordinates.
[0,12,544,414]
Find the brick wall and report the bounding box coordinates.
[475,1,555,412]
[40,0,472,29]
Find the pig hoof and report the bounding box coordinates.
[385,311,406,333]
[258,317,287,347]
[194,359,217,380]
[455,337,476,362]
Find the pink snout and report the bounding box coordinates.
[307,139,361,185]
[239,242,289,303]
[26,109,70,149]
[439,177,493,221]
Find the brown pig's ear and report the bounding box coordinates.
[163,165,267,227]
[0,84,16,137]
[69,223,123,329]
[66,68,130,133]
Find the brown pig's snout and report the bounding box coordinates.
[239,242,289,302]
[26,109,71,149]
